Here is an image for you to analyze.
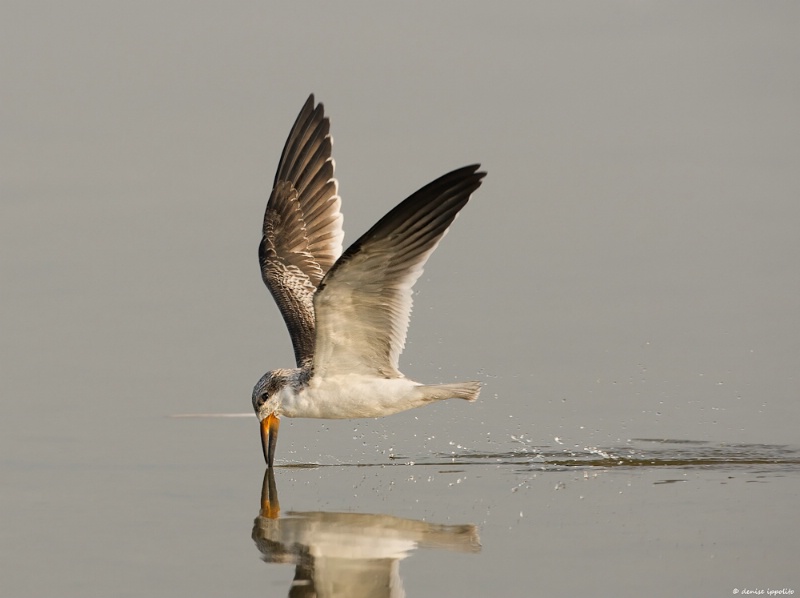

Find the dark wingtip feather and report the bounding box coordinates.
[330,165,486,275]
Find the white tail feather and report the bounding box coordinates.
[419,381,481,403]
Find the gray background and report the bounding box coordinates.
[4,2,797,449]
[1,3,799,595]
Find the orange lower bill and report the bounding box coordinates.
[260,413,280,468]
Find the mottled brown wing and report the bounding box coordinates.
[259,95,344,367]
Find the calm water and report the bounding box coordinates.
[3,423,798,597]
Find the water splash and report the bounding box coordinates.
[428,439,800,472]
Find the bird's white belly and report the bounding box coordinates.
[279,375,422,419]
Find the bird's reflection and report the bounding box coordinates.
[252,469,480,598]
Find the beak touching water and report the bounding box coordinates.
[260,413,280,468]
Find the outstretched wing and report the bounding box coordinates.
[312,165,485,378]
[259,95,344,367]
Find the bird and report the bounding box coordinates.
[252,469,480,597]
[252,94,485,467]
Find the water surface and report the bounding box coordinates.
[5,425,797,597]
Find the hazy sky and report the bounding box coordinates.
[2,2,799,452]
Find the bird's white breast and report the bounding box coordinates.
[278,375,423,419]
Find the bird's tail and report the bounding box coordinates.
[419,381,481,403]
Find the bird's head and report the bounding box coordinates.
[252,370,285,468]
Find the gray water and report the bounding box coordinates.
[2,3,799,596]
[4,428,799,596]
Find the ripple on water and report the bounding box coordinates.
[415,439,800,473]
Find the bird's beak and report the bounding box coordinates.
[260,413,280,468]
[260,468,280,519]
